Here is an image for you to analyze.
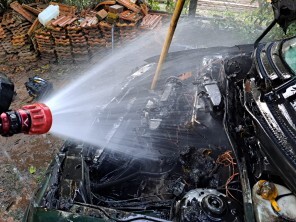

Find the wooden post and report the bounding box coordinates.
[150,0,186,90]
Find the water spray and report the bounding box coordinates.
[0,103,52,136]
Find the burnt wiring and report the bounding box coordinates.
[216,151,241,202]
[217,187,242,193]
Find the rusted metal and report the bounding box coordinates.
[119,10,142,22]
[116,0,141,13]
[140,14,162,30]
[10,1,36,23]
[22,4,42,16]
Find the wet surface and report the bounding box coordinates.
[0,16,254,221]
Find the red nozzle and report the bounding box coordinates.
[21,103,52,134]
[0,103,52,136]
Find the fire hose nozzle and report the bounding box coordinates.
[0,103,52,136]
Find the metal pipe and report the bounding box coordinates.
[111,24,114,53]
[151,0,186,90]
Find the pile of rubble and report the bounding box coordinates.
[0,0,164,64]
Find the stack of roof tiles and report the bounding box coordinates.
[99,21,120,48]
[0,24,7,63]
[1,12,21,55]
[140,14,162,30]
[0,1,164,65]
[35,27,56,62]
[81,16,106,58]
[117,22,138,43]
[67,24,89,62]
[0,11,37,64]
[48,17,74,63]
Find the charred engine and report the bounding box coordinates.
[25,39,296,221]
[32,61,245,221]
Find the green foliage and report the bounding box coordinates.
[182,0,191,14]
[147,0,190,14]
[165,0,175,13]
[148,0,161,11]
[29,165,37,174]
[35,167,47,183]
[212,0,296,43]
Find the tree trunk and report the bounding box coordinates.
[188,0,198,17]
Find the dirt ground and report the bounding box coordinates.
[0,61,95,222]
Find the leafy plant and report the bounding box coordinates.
[165,0,175,13]
[29,165,37,174]
[148,0,161,11]
[210,0,296,43]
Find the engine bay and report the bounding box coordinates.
[25,41,296,221]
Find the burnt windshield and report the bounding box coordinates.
[282,36,296,73]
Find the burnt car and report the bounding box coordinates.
[24,1,296,221]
